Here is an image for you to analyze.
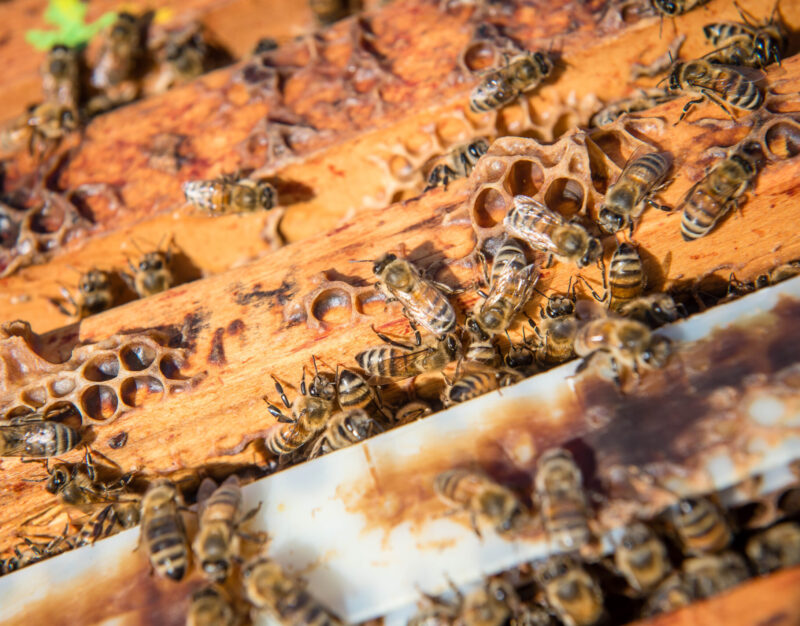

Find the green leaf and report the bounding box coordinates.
[25,0,118,51]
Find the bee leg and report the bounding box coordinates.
[477,250,491,287]
[263,396,294,423]
[676,97,704,124]
[270,376,292,408]
[610,355,623,389]
[575,274,606,303]
[469,512,483,539]
[372,325,415,349]
[699,89,738,122]
[424,166,442,192]
[238,501,263,525]
[543,254,554,269]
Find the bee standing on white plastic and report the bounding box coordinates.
[139,478,189,581]
[425,139,489,191]
[393,400,433,425]
[666,496,732,556]
[470,51,553,113]
[461,579,519,626]
[598,152,672,234]
[441,365,521,407]
[617,293,682,328]
[434,468,526,536]
[187,585,237,626]
[184,174,278,215]
[615,522,672,594]
[535,555,605,626]
[58,268,114,319]
[308,408,383,459]
[745,521,800,574]
[680,141,763,241]
[504,195,603,269]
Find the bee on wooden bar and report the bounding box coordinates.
[308,408,383,459]
[530,290,581,367]
[369,253,458,339]
[393,400,432,425]
[754,260,800,288]
[703,1,787,69]
[424,139,489,191]
[0,412,81,458]
[58,268,114,318]
[441,366,521,407]
[589,89,676,127]
[335,366,388,419]
[641,572,692,617]
[91,12,144,90]
[434,468,526,536]
[41,45,81,112]
[598,152,672,234]
[665,59,762,123]
[681,551,750,599]
[123,239,174,298]
[535,555,604,626]
[503,328,538,374]
[139,478,189,581]
[504,196,603,269]
[2,102,78,155]
[193,476,262,583]
[242,555,341,625]
[617,293,682,328]
[461,579,519,626]
[651,0,710,16]
[470,51,553,113]
[579,242,643,312]
[745,521,800,574]
[163,25,208,84]
[680,141,763,241]
[666,496,732,556]
[614,522,672,594]
[183,174,278,215]
[187,585,237,626]
[356,329,461,380]
[534,448,591,552]
[465,332,503,368]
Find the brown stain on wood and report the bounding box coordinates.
[208,327,227,366]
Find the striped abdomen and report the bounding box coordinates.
[443,371,499,406]
[142,487,188,581]
[620,152,671,204]
[465,336,502,368]
[265,421,319,456]
[706,68,762,110]
[275,587,340,626]
[336,369,375,410]
[670,498,732,555]
[537,316,579,365]
[541,489,591,551]
[703,22,751,45]
[356,345,415,378]
[434,469,483,506]
[309,409,377,458]
[490,238,528,286]
[407,282,457,337]
[608,243,644,311]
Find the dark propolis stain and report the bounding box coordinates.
[233,279,295,308]
[122,309,210,354]
[208,327,227,366]
[227,319,245,335]
[108,432,128,449]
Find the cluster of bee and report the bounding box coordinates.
[420,446,800,625]
[3,12,226,155]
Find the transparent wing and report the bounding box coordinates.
[505,197,563,256]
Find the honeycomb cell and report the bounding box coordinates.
[764,120,800,159]
[473,186,509,228]
[120,342,157,371]
[28,203,65,235]
[480,158,508,184]
[388,154,415,181]
[462,41,497,72]
[545,178,586,217]
[311,288,355,327]
[21,387,47,408]
[120,376,165,407]
[159,355,185,380]
[504,159,543,197]
[81,385,119,421]
[83,354,121,382]
[49,378,76,397]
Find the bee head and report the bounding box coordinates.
[346,411,372,438]
[654,0,678,15]
[372,253,396,277]
[80,269,110,294]
[466,316,487,340]
[46,467,69,493]
[580,237,603,268]
[598,207,625,234]
[258,181,277,210]
[537,555,573,585]
[641,335,671,367]
[533,51,553,76]
[443,333,461,359]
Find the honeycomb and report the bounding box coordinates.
[0,321,201,425]
[292,272,377,331]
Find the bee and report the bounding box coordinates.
[461,579,518,626]
[41,45,81,111]
[309,0,351,25]
[183,174,278,215]
[579,242,644,312]
[163,25,208,83]
[651,0,710,16]
[0,412,81,458]
[187,585,237,626]
[504,195,603,269]
[335,366,388,419]
[616,294,682,327]
[424,139,489,191]
[665,59,762,123]
[573,317,672,386]
[91,12,144,90]
[242,555,341,625]
[703,2,787,69]
[615,522,672,594]
[470,51,553,113]
[465,332,503,368]
[263,369,336,457]
[754,260,800,288]
[308,409,383,459]
[745,521,800,575]
[433,468,526,536]
[666,496,732,556]
[589,89,676,127]
[58,268,114,318]
[393,400,433,425]
[681,551,750,599]
[530,293,581,367]
[124,240,174,298]
[503,328,538,374]
[641,573,692,617]
[139,478,189,581]
[598,152,672,234]
[370,253,458,339]
[441,366,521,407]
[2,102,78,154]
[356,330,461,380]
[535,555,604,626]
[510,600,558,626]
[534,448,591,552]
[680,141,763,241]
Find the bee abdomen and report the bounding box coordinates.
[680,187,724,240]
[728,78,763,110]
[183,181,225,212]
[147,514,188,580]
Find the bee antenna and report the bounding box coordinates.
[533,287,551,300]
[349,259,374,264]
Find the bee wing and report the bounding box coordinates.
[393,280,455,336]
[484,264,539,313]
[195,477,219,511]
[506,197,564,257]
[0,426,28,456]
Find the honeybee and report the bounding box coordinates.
[573,317,671,386]
[703,2,787,69]
[614,522,672,594]
[370,253,458,339]
[187,585,237,626]
[41,45,81,111]
[745,521,800,575]
[680,141,763,241]
[335,366,388,419]
[441,366,521,407]
[308,408,383,459]
[589,89,676,127]
[408,581,462,626]
[393,400,433,425]
[433,468,526,536]
[0,412,81,458]
[530,294,580,367]
[242,555,341,625]
[193,476,262,583]
[665,59,762,123]
[91,12,144,90]
[681,551,750,599]
[598,152,672,234]
[58,268,114,318]
[510,601,558,626]
[535,555,604,626]
[310,0,351,25]
[263,369,336,456]
[163,25,208,84]
[651,0,709,16]
[666,496,732,556]
[461,579,518,626]
[183,175,278,215]
[2,102,78,155]
[579,242,643,311]
[617,294,682,327]
[504,195,603,269]
[139,478,189,581]
[641,572,692,617]
[755,260,800,288]
[356,330,461,380]
[470,51,553,113]
[534,448,591,552]
[424,139,489,191]
[465,332,503,368]
[124,240,174,297]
